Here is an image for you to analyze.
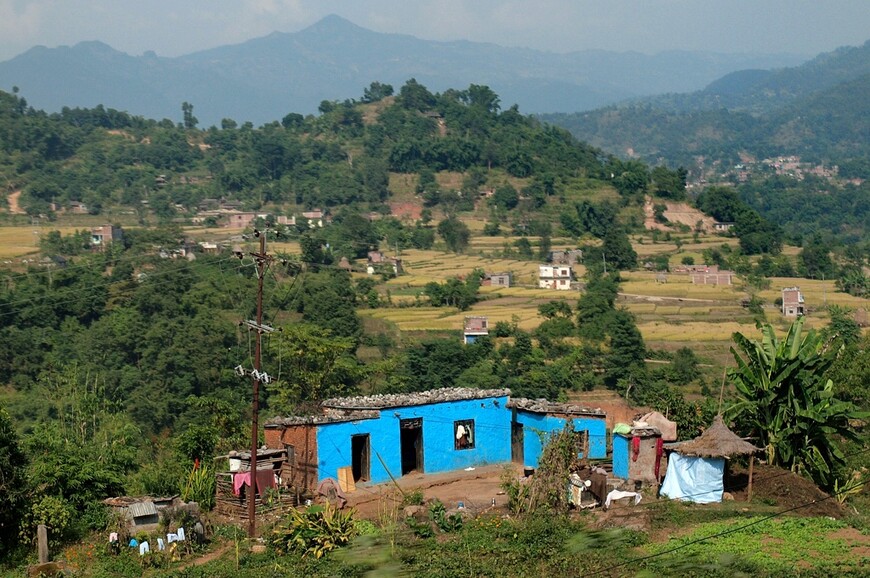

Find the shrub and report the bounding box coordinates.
[270,505,359,559]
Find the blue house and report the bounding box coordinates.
[265,388,512,493]
[507,398,607,469]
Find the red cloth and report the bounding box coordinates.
[654,438,664,479]
[255,469,276,493]
[631,436,640,462]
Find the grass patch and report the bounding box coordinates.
[642,516,863,576]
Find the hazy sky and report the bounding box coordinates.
[1,0,868,62]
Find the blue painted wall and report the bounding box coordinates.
[513,410,607,468]
[612,434,629,479]
[315,395,511,485]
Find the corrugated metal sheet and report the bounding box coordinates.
[127,501,158,519]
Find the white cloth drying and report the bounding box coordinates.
[605,490,642,509]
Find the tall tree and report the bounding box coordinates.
[181,101,198,129]
[437,216,471,253]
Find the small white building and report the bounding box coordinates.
[538,264,573,290]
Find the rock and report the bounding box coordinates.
[28,562,66,578]
[403,505,427,520]
[445,508,473,521]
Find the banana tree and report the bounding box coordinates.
[726,317,866,487]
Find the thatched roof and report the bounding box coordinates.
[664,414,762,458]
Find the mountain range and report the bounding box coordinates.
[0,14,805,126]
[541,39,870,172]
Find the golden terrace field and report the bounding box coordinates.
[0,226,82,259]
[359,247,865,367]
[1,221,864,357]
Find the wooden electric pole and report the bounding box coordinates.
[234,230,274,538]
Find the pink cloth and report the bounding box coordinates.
[233,472,250,496]
[232,470,276,496]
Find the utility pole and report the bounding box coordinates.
[233,230,274,538]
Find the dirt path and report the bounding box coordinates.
[176,542,233,570]
[618,292,724,304]
[5,190,25,214]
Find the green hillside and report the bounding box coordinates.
[1,81,869,574]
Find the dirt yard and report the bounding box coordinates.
[346,463,517,518]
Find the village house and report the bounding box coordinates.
[263,388,618,499]
[481,272,512,287]
[506,398,607,468]
[538,264,573,290]
[301,209,325,228]
[548,249,584,266]
[689,265,734,286]
[367,251,403,275]
[90,225,123,250]
[224,212,258,229]
[781,286,805,317]
[264,388,513,493]
[462,316,489,344]
[68,201,89,215]
[612,426,664,487]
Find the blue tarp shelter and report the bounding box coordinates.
[660,415,762,504]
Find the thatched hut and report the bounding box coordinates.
[660,415,762,503]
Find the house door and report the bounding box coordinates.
[400,418,424,475]
[351,434,370,482]
[511,422,524,464]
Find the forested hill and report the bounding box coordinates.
[541,39,870,175]
[0,80,627,220]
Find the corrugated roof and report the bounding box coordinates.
[127,501,158,518]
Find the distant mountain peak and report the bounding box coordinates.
[303,14,365,34]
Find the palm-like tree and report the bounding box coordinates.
[726,317,865,487]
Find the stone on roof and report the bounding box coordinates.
[265,411,380,427]
[507,398,604,416]
[322,387,510,410]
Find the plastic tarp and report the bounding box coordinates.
[660,453,725,504]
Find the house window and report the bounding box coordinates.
[454,420,474,450]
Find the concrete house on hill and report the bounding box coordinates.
[482,272,512,287]
[781,287,805,317]
[91,225,123,250]
[463,316,489,344]
[538,264,573,290]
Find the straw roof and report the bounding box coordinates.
[664,414,763,458]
